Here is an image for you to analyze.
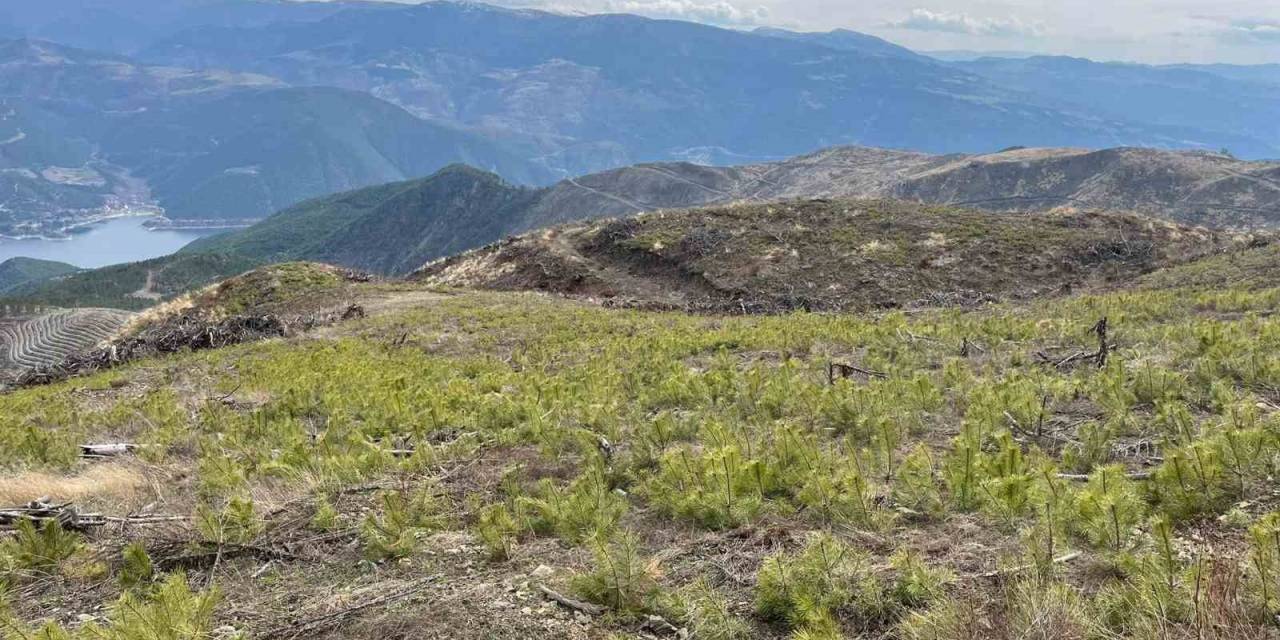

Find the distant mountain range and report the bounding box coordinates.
[0,0,1278,236]
[0,38,551,235]
[135,1,1278,167]
[952,57,1280,159]
[11,142,1277,310]
[190,145,1280,276]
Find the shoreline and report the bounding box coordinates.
[0,211,257,241]
[0,210,161,242]
[144,217,260,231]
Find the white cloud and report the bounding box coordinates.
[886,8,1043,37]
[506,0,769,26]
[1223,18,1280,43]
[600,0,769,25]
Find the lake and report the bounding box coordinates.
[0,217,227,269]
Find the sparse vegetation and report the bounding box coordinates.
[417,200,1236,312]
[3,266,1280,637]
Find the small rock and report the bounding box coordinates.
[531,564,555,579]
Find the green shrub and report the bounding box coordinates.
[892,445,942,518]
[1150,441,1229,521]
[361,486,446,561]
[1005,579,1091,640]
[941,438,983,513]
[0,520,81,577]
[889,550,952,609]
[476,503,520,561]
[196,496,262,546]
[755,533,888,632]
[1073,465,1144,553]
[118,542,154,590]
[89,573,223,640]
[309,496,340,532]
[672,577,750,640]
[897,596,984,640]
[570,534,663,617]
[979,434,1034,527]
[521,468,628,543]
[1247,512,1280,616]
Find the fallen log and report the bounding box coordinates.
[0,499,185,531]
[80,443,150,458]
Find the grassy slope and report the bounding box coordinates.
[5,279,1280,637]
[0,257,80,295]
[1139,240,1280,290]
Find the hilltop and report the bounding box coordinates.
[1,252,259,310]
[413,199,1241,312]
[0,258,79,295]
[535,146,1280,229]
[186,165,541,276]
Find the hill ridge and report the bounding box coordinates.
[413,198,1248,312]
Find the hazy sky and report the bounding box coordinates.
[492,0,1280,64]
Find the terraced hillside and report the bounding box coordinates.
[0,308,134,380]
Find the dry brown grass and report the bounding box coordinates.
[0,463,148,507]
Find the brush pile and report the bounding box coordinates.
[14,303,364,386]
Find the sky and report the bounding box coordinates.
[489,0,1280,64]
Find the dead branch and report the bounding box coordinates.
[960,337,985,357]
[971,551,1082,579]
[158,542,299,572]
[0,500,104,531]
[79,443,147,458]
[1003,412,1073,446]
[1056,471,1152,481]
[0,499,185,531]
[260,576,440,639]
[828,361,887,385]
[536,584,606,616]
[1092,316,1110,369]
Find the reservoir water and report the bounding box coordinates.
[0,217,226,269]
